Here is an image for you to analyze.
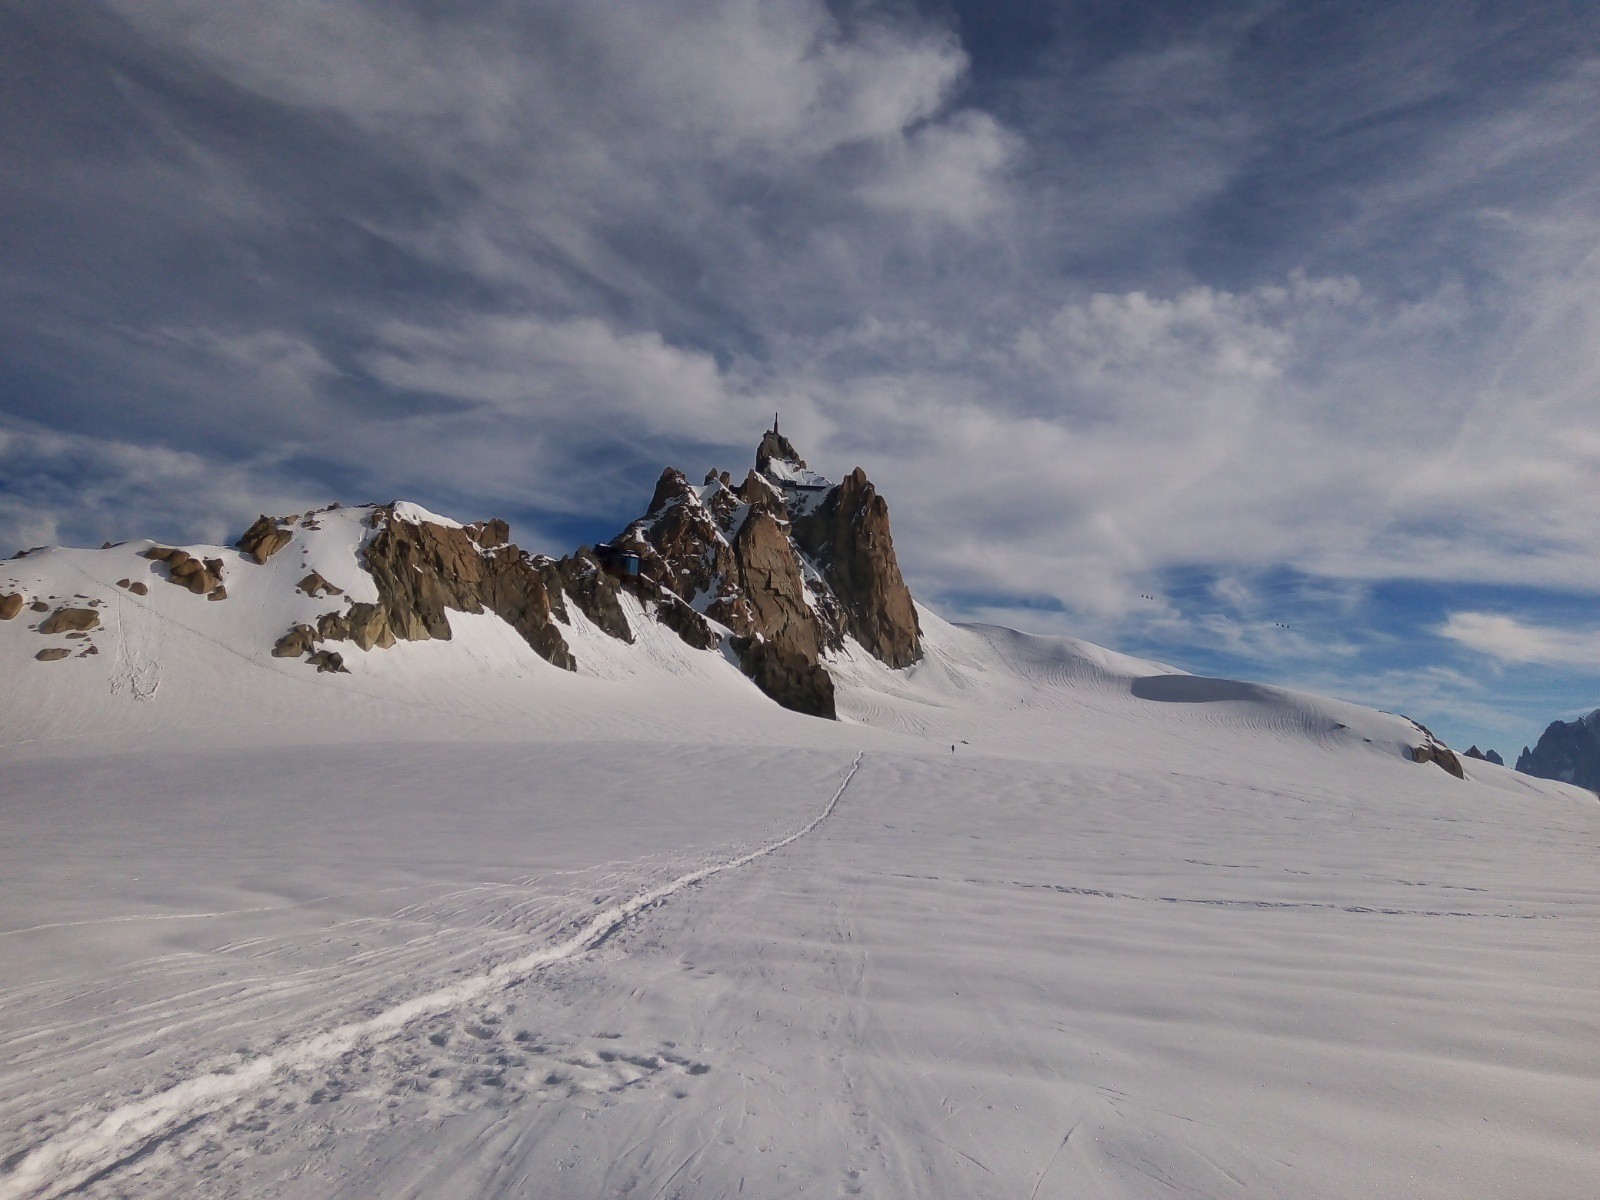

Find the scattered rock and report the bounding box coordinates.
[208,585,227,601]
[297,572,344,599]
[273,625,318,658]
[237,515,294,564]
[306,649,348,674]
[0,593,22,620]
[64,631,89,640]
[323,603,396,651]
[29,600,49,613]
[128,581,148,596]
[39,607,100,634]
[115,579,132,590]
[79,644,99,656]
[35,647,71,661]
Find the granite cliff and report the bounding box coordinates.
[1515,709,1600,791]
[37,426,927,719]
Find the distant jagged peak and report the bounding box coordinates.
[1516,706,1600,790]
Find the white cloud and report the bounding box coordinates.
[1438,612,1600,671]
[363,315,745,437]
[0,420,309,553]
[858,110,1017,226]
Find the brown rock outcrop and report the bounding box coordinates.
[297,572,343,598]
[736,469,788,518]
[39,607,100,634]
[237,516,294,564]
[731,636,835,719]
[648,591,720,652]
[170,557,222,595]
[128,581,148,596]
[307,649,348,674]
[483,549,577,670]
[35,647,71,661]
[631,469,735,603]
[360,514,493,642]
[1411,741,1466,780]
[464,519,511,549]
[732,508,830,664]
[273,625,318,658]
[144,546,224,595]
[793,467,921,669]
[0,593,22,620]
[279,506,577,672]
[29,600,48,612]
[316,603,396,651]
[546,552,633,644]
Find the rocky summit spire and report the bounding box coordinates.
[755,424,807,478]
[596,426,922,716]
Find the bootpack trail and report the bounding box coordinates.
[0,753,866,1200]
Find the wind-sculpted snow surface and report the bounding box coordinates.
[1,562,1598,1195]
[0,753,862,1200]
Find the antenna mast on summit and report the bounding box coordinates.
[773,411,779,434]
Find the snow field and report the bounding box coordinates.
[1,525,1597,1197]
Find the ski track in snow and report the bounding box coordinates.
[0,754,864,1200]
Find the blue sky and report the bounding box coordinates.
[3,1,1598,755]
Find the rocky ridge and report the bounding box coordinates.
[1515,709,1600,791]
[236,429,921,718]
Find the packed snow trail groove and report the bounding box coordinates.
[0,753,866,1200]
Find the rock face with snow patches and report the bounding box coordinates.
[1517,708,1600,791]
[792,467,921,669]
[603,426,919,715]
[0,428,922,721]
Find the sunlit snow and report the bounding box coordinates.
[1,520,1596,1199]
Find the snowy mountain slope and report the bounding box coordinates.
[2,483,1598,1198]
[0,507,844,759]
